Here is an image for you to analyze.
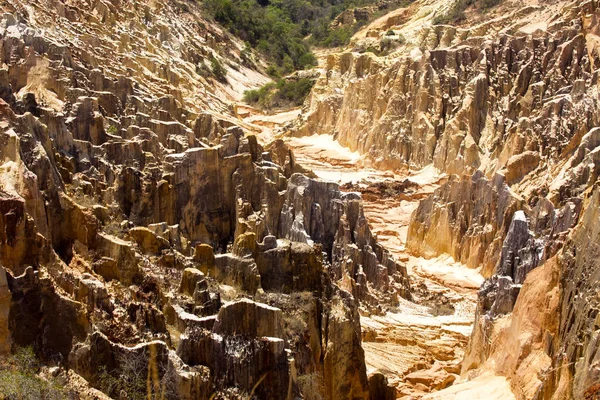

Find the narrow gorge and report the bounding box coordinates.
[0,0,599,399]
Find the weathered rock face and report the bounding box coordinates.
[452,188,582,375]
[281,174,411,305]
[176,299,291,399]
[70,331,213,400]
[463,255,561,399]
[9,0,600,397]
[456,186,599,399]
[213,298,285,338]
[7,266,90,359]
[294,3,599,181]
[0,0,414,397]
[548,187,600,399]
[323,294,370,400]
[368,372,396,400]
[0,266,11,355]
[256,240,325,293]
[407,172,521,276]
[409,165,588,397]
[313,1,600,398]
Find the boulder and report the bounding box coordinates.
[404,364,455,390]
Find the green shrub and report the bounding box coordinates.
[106,125,118,135]
[196,61,212,79]
[211,56,228,83]
[0,346,70,400]
[298,52,317,69]
[243,78,315,109]
[240,42,255,67]
[203,0,317,72]
[380,33,406,54]
[266,64,281,78]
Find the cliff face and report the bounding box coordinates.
[290,0,600,398]
[3,0,600,398]
[295,0,598,177]
[0,0,412,398]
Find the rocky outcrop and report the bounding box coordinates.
[12,0,600,397]
[213,298,285,338]
[256,239,325,293]
[407,172,521,276]
[0,0,416,397]
[459,191,583,373]
[282,174,411,304]
[70,331,212,400]
[177,299,290,399]
[461,256,560,399]
[456,183,598,399]
[355,2,600,397]
[323,294,370,400]
[293,3,599,182]
[179,268,206,297]
[547,187,600,399]
[7,267,90,360]
[368,372,396,400]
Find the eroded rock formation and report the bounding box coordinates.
[287,0,600,397]
[3,0,600,398]
[390,2,600,398]
[0,0,411,398]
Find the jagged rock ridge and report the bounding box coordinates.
[0,0,411,399]
[289,0,600,398]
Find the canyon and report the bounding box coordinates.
[0,0,599,399]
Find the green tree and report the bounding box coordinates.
[203,0,391,74]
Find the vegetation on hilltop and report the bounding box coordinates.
[203,0,410,108]
[203,0,389,76]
